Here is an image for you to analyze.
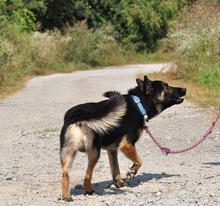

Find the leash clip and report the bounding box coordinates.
[144,114,148,122]
[143,115,148,127]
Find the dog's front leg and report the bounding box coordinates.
[107,149,128,188]
[120,139,142,182]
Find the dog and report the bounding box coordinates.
[60,75,186,201]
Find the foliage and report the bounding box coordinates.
[0,0,185,51]
[166,0,220,89]
[39,0,184,51]
[40,0,76,31]
[23,0,47,25]
[86,0,119,28]
[65,23,128,67]
[0,0,36,32]
[0,23,135,90]
[112,0,184,51]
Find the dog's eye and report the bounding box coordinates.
[163,84,170,90]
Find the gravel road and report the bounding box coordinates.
[0,64,220,206]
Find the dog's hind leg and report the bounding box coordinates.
[60,149,77,202]
[120,138,142,182]
[84,148,100,195]
[107,150,128,188]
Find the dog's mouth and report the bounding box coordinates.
[173,97,184,104]
[172,88,186,104]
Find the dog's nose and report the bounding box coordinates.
[181,88,186,95]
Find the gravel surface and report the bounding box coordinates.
[0,64,220,206]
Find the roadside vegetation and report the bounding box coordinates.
[0,0,219,108]
[159,0,220,108]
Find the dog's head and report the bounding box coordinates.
[136,75,186,113]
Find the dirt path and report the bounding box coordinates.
[0,64,219,206]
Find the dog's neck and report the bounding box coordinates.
[128,87,159,119]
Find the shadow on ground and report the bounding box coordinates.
[203,161,220,166]
[70,172,180,196]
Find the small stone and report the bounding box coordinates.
[155,191,162,196]
[110,184,117,190]
[105,201,111,206]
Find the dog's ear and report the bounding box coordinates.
[137,75,152,95]
[143,75,153,95]
[136,78,144,89]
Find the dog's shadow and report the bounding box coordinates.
[203,161,220,166]
[70,172,180,196]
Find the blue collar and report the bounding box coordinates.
[131,95,148,121]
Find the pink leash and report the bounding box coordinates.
[144,108,220,155]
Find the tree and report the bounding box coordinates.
[40,0,78,31]
[112,0,184,51]
[0,0,35,32]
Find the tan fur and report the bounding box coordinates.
[62,123,94,153]
[84,101,127,134]
[107,150,125,187]
[157,91,165,102]
[61,123,95,201]
[83,148,100,194]
[119,138,142,176]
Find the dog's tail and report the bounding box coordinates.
[103,91,121,98]
[85,91,126,134]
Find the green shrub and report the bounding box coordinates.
[31,31,68,69]
[112,0,184,52]
[65,23,126,67]
[0,23,130,89]
[166,0,220,89]
[39,0,184,52]
[199,64,220,88]
[0,0,35,33]
[0,26,33,87]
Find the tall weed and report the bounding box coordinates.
[0,26,32,87]
[31,31,69,71]
[65,23,127,67]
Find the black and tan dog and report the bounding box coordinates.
[60,75,186,201]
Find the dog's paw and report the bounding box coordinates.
[85,189,95,195]
[126,169,136,182]
[59,196,73,202]
[113,179,128,188]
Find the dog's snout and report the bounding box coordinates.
[181,88,186,96]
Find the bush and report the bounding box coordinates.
[65,23,127,67]
[166,0,220,89]
[0,23,131,89]
[112,0,184,52]
[0,26,34,87]
[0,0,35,33]
[39,0,184,52]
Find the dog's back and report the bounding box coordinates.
[60,92,127,150]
